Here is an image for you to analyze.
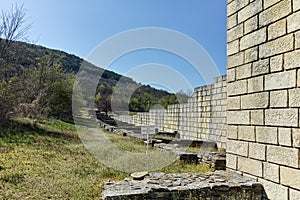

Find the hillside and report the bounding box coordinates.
[2,40,182,113]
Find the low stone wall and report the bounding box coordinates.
[102,171,263,200]
[114,75,227,148]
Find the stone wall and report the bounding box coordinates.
[114,75,227,148]
[226,0,300,199]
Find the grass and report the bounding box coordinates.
[0,118,213,199]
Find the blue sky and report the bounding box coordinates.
[1,0,227,93]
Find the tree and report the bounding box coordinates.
[0,4,31,120]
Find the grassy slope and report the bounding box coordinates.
[0,118,212,199]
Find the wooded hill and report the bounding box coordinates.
[0,39,186,120]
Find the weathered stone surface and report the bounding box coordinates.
[270,55,283,72]
[227,13,237,30]
[278,128,292,146]
[290,188,300,200]
[241,92,269,109]
[258,178,288,200]
[249,142,265,160]
[227,68,236,82]
[270,90,287,107]
[226,153,237,170]
[265,108,298,127]
[280,166,300,190]
[250,110,264,125]
[227,0,249,16]
[244,15,258,34]
[284,50,300,70]
[263,0,282,9]
[267,145,299,167]
[103,171,263,200]
[241,28,266,50]
[259,34,294,58]
[259,0,292,27]
[227,23,244,42]
[238,126,255,141]
[265,70,296,90]
[247,76,263,93]
[227,51,244,68]
[227,80,247,96]
[252,59,269,76]
[226,140,248,156]
[238,157,262,177]
[289,88,300,107]
[292,128,300,148]
[296,31,300,49]
[263,162,279,182]
[268,18,286,40]
[294,0,300,11]
[256,126,277,144]
[297,69,300,87]
[227,125,238,139]
[236,64,251,79]
[238,0,262,23]
[227,39,239,56]
[131,172,149,180]
[245,46,258,63]
[227,110,250,125]
[287,11,300,33]
[227,96,240,110]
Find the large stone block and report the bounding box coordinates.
[289,88,300,107]
[259,34,294,58]
[263,0,283,9]
[252,59,269,76]
[265,70,296,90]
[227,13,237,30]
[290,188,300,200]
[238,157,262,177]
[227,96,241,110]
[227,0,249,16]
[256,126,278,144]
[270,90,287,107]
[227,68,236,82]
[259,0,292,27]
[267,145,299,167]
[248,76,263,93]
[268,18,286,40]
[238,126,255,141]
[236,63,251,79]
[263,162,279,183]
[241,92,269,109]
[287,11,300,33]
[284,50,300,70]
[249,142,265,160]
[294,0,300,11]
[292,128,300,148]
[244,15,258,34]
[227,110,250,125]
[227,79,247,95]
[227,39,239,55]
[227,23,244,42]
[227,125,238,139]
[265,108,298,127]
[296,31,300,49]
[245,46,258,63]
[238,0,262,23]
[227,51,244,68]
[226,153,237,170]
[258,178,288,200]
[250,110,264,125]
[270,55,283,72]
[240,28,267,50]
[280,166,300,190]
[278,128,292,146]
[226,139,249,156]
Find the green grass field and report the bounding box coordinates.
[0,118,213,199]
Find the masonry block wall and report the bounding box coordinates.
[114,75,227,148]
[226,0,300,199]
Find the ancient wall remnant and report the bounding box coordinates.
[226,0,300,199]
